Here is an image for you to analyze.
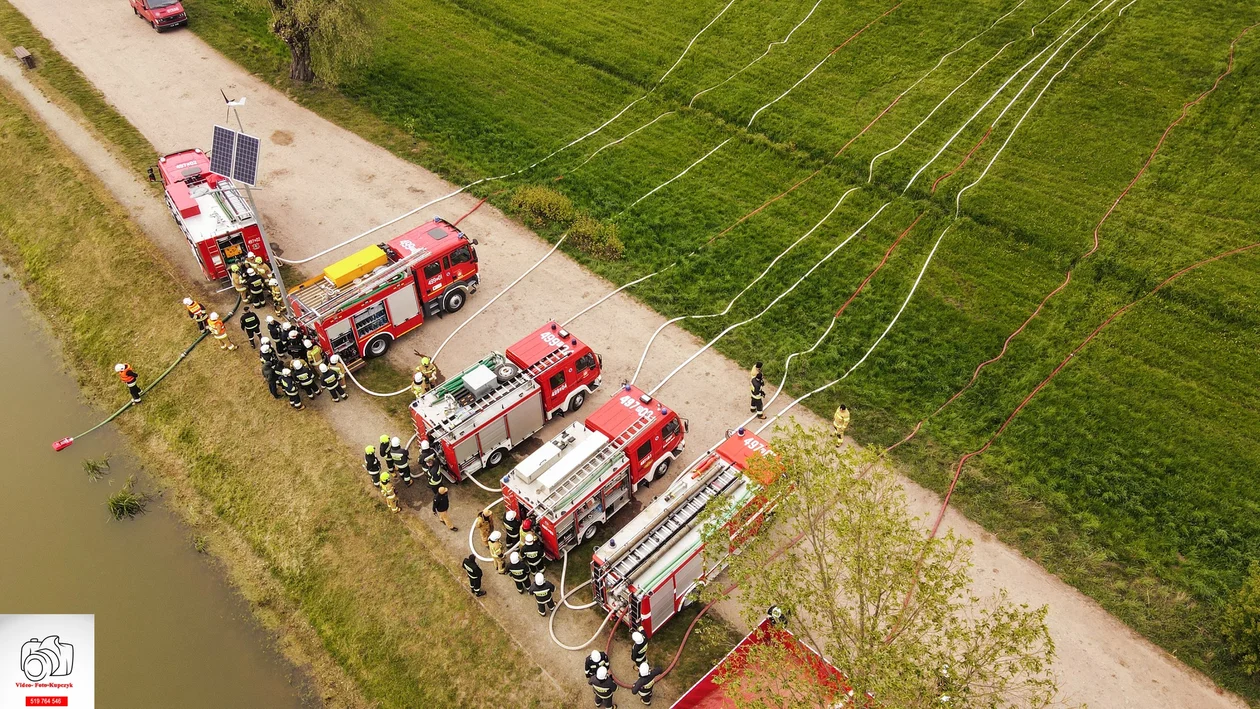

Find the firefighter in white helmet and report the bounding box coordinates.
[207,312,236,351]
[633,662,664,706]
[589,666,617,708]
[304,338,324,366]
[506,551,528,593]
[412,371,428,399]
[182,297,208,331]
[487,530,506,573]
[503,509,521,548]
[268,278,286,315]
[279,368,302,410]
[389,436,412,486]
[319,363,345,402]
[266,315,282,341]
[421,441,442,495]
[529,571,555,616]
[115,363,142,403]
[292,359,319,399]
[584,650,609,679]
[631,631,648,667]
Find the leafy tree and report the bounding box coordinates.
[1223,561,1260,675]
[254,0,370,82]
[699,423,1061,708]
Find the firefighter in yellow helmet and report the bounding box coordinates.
[251,254,272,280]
[207,312,236,350]
[833,404,850,447]
[416,355,439,389]
[379,471,400,513]
[229,263,247,299]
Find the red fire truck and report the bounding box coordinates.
[501,384,688,559]
[410,322,603,482]
[287,218,479,366]
[590,427,780,638]
[155,148,267,281]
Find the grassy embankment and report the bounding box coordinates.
[0,81,566,706]
[181,0,1260,696]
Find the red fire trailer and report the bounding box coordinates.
[410,322,603,482]
[671,616,851,708]
[590,428,780,638]
[287,218,479,367]
[501,384,688,559]
[156,148,267,281]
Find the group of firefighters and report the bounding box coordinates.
[110,251,859,707]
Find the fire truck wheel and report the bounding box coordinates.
[486,448,507,468]
[442,288,467,314]
[364,334,392,358]
[646,457,671,484]
[567,391,587,413]
[496,362,521,383]
[582,523,600,542]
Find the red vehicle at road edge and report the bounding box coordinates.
[130,0,188,31]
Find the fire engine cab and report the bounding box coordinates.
[501,385,688,560]
[590,428,780,638]
[287,218,479,366]
[410,322,603,482]
[156,148,266,281]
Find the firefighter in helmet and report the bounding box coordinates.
[319,363,345,402]
[363,445,382,488]
[245,268,267,308]
[412,372,428,399]
[379,470,401,513]
[115,363,142,403]
[207,312,237,351]
[389,436,412,486]
[279,368,303,410]
[416,355,440,389]
[229,263,247,299]
[749,361,766,419]
[251,253,272,280]
[183,297,208,331]
[833,404,850,447]
[293,359,319,398]
[304,338,324,366]
[268,278,286,315]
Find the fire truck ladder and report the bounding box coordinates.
[538,415,652,517]
[431,347,570,441]
[604,463,740,585]
[295,245,433,323]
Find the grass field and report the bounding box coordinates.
[182,0,1260,697]
[0,83,567,707]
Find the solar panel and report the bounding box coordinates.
[210,125,236,178]
[232,133,261,186]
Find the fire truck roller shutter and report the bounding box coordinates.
[385,285,422,325]
[649,577,676,635]
[506,393,545,445]
[453,435,482,475]
[478,416,509,466]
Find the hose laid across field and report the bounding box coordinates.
[648,202,891,397]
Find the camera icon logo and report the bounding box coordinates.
[20,635,74,682]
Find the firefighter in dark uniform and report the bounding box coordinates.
[749,361,766,419]
[389,436,412,486]
[630,631,648,667]
[259,342,281,370]
[246,268,267,308]
[420,441,442,495]
[239,306,261,348]
[503,509,522,549]
[506,552,529,594]
[319,363,345,402]
[585,650,610,679]
[363,445,382,488]
[462,554,486,597]
[633,663,663,706]
[115,363,142,403]
[261,358,281,399]
[266,315,283,342]
[293,360,319,399]
[589,666,617,708]
[285,330,305,360]
[378,435,395,477]
[521,532,545,576]
[279,368,303,410]
[530,572,555,616]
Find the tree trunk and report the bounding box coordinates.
[287,35,314,82]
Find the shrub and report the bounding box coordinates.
[106,475,150,520]
[569,215,625,261]
[510,185,575,226]
[1223,562,1260,675]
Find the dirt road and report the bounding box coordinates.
[3,1,1246,706]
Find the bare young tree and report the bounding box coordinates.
[255,0,370,82]
[700,422,1061,708]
